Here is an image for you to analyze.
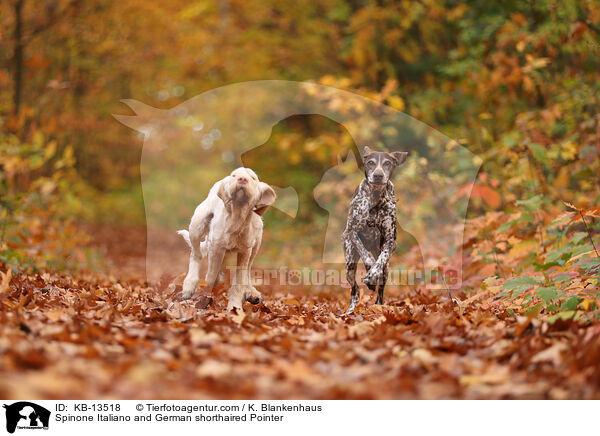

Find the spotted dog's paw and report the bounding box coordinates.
[362,253,376,271]
[364,267,381,289]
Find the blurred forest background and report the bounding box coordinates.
[1,0,599,322]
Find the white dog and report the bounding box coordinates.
[178,168,276,310]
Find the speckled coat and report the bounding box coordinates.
[343,178,398,309]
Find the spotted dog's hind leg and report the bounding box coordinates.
[344,240,360,314]
[375,264,389,305]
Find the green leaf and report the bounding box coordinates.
[522,295,534,306]
[536,286,558,303]
[571,244,594,258]
[501,132,519,149]
[496,221,513,232]
[544,245,572,264]
[527,143,547,162]
[550,273,574,284]
[496,213,535,232]
[502,276,542,291]
[533,261,561,271]
[547,311,575,323]
[561,297,582,311]
[582,258,600,274]
[570,232,588,245]
[516,195,543,211]
[525,302,543,317]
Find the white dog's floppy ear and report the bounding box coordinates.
[390,151,408,165]
[254,182,276,216]
[217,177,232,208]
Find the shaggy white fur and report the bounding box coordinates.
[179,168,276,310]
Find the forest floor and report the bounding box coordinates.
[1,225,599,399]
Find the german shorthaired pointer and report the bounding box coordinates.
[343,146,408,313]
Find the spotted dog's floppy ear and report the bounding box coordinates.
[254,182,276,216]
[390,151,408,165]
[363,146,373,161]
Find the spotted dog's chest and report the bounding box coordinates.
[366,204,391,228]
[366,210,376,228]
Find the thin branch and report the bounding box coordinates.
[580,211,600,258]
[486,228,504,279]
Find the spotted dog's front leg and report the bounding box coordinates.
[344,239,360,314]
[364,240,395,290]
[364,263,382,289]
[345,193,376,270]
[348,230,375,270]
[364,216,396,302]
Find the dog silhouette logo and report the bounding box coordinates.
[3,402,50,433]
[114,80,480,286]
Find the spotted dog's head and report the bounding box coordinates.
[362,146,408,186]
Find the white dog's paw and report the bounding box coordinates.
[181,289,194,300]
[181,279,197,300]
[227,285,245,311]
[245,286,263,305]
[226,284,262,310]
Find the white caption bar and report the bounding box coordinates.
[0,400,596,436]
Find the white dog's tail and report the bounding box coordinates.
[177,230,192,248]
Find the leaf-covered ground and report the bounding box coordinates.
[1,252,599,400]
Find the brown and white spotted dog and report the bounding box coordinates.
[343,146,408,313]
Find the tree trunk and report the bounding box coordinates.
[13,0,25,116]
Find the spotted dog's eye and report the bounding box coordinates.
[383,161,392,169]
[367,160,376,167]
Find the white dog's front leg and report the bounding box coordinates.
[182,249,201,300]
[205,245,226,288]
[227,249,261,311]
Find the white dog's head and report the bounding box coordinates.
[217,167,276,215]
